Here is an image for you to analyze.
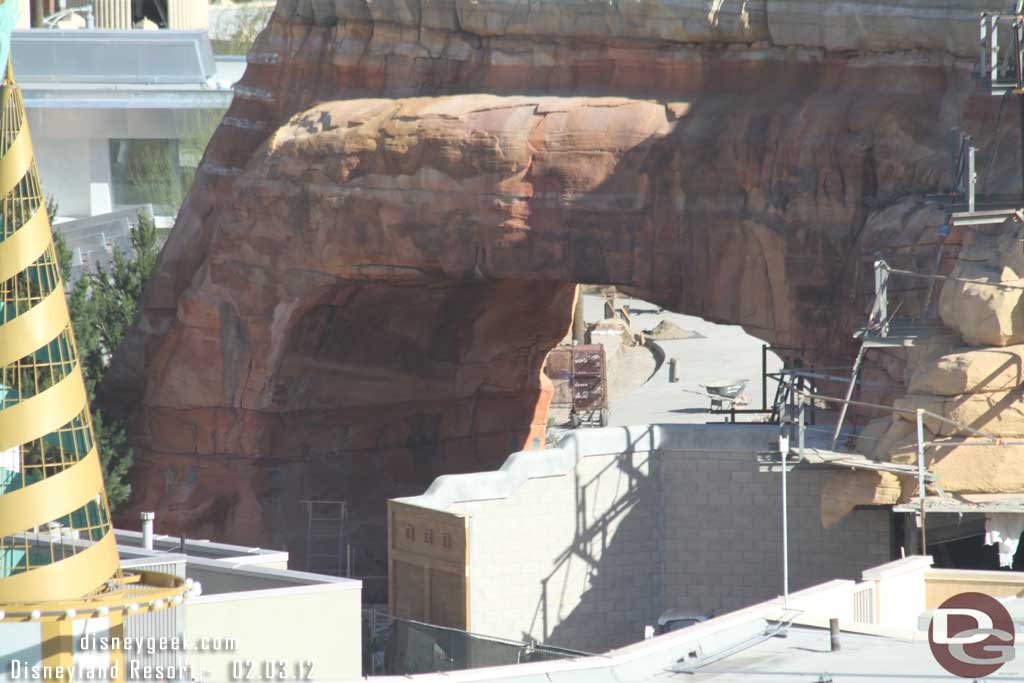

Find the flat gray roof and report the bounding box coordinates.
[12,29,216,85]
[658,625,1024,681]
[9,29,235,109]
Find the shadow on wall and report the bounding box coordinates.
[525,428,659,652]
[459,426,896,654]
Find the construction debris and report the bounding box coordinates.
[643,320,703,341]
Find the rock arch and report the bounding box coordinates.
[105,1,1016,578]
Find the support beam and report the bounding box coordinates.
[831,344,866,450]
[871,259,889,335]
[1019,94,1024,197]
[1016,20,1023,91]
[968,145,977,213]
[916,409,928,555]
[982,13,990,81]
[950,127,960,190]
[992,13,1000,84]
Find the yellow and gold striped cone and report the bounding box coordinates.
[0,60,122,605]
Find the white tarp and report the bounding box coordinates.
[984,513,1024,567]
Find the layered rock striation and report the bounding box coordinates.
[107,0,1018,575]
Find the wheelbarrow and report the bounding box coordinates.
[702,380,749,412]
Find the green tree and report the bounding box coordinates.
[88,214,159,360]
[211,5,273,56]
[50,203,160,510]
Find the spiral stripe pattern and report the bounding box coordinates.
[0,62,121,605]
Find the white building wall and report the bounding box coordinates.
[34,137,93,217]
[0,622,42,683]
[87,139,113,215]
[451,450,658,653]
[186,585,362,683]
[25,107,196,219]
[863,556,932,631]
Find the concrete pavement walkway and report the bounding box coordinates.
[581,294,783,426]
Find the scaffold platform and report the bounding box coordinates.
[894,494,1024,514]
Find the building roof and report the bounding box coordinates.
[368,555,1024,683]
[653,625,972,682]
[13,29,215,84]
[11,29,236,109]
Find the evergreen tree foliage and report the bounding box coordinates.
[50,202,160,510]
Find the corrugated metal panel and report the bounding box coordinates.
[122,557,188,679]
[10,30,216,84]
[168,0,209,30]
[94,0,131,29]
[124,604,187,676]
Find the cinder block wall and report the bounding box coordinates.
[450,451,658,653]
[658,450,891,617]
[396,426,894,654]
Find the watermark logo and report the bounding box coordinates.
[928,592,1015,678]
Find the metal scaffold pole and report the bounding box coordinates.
[779,422,789,608]
[1019,93,1024,195]
[916,409,928,555]
[831,345,865,450]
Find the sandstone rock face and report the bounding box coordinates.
[894,391,1024,437]
[890,438,1024,495]
[908,345,1024,395]
[939,218,1024,346]
[862,417,916,462]
[855,416,894,457]
[107,0,1016,578]
[275,0,993,56]
[821,470,900,529]
[767,1,986,55]
[833,216,1024,524]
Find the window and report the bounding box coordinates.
[109,139,193,213]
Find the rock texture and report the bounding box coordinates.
[106,0,1018,577]
[940,218,1024,346]
[908,345,1024,395]
[825,214,1024,527]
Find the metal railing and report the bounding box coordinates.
[949,128,978,212]
[783,380,1024,554]
[42,6,95,28]
[979,5,1024,94]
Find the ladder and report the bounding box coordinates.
[301,499,348,576]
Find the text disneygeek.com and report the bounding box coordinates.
[8,635,316,682]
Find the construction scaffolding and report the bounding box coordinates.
[744,2,1024,583]
[826,1,1024,445]
[773,377,1024,553]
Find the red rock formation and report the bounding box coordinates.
[106,1,1022,580]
